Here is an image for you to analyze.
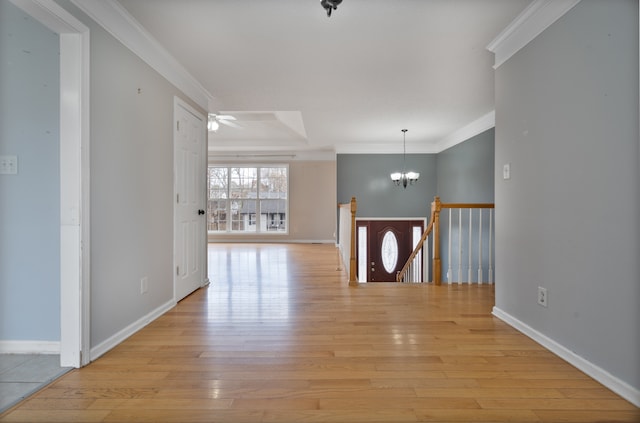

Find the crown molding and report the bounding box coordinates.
[9,0,88,33]
[335,143,440,155]
[209,150,337,162]
[434,110,495,153]
[335,112,496,155]
[487,0,581,69]
[70,0,214,111]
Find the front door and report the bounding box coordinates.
[174,99,207,301]
[358,220,423,282]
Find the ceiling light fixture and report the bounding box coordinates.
[208,113,238,132]
[320,0,342,17]
[208,114,220,132]
[390,129,419,189]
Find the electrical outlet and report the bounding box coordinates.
[537,286,547,307]
[140,276,148,294]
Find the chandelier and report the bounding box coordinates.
[390,129,419,189]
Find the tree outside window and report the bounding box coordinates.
[207,165,288,234]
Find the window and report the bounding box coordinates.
[207,165,288,234]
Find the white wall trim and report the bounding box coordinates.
[208,239,336,244]
[434,111,495,153]
[493,307,640,408]
[486,0,581,69]
[336,112,495,155]
[69,0,214,111]
[336,142,440,155]
[8,0,86,33]
[90,300,176,361]
[0,341,60,355]
[209,150,337,162]
[10,0,91,370]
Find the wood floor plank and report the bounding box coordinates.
[533,409,640,423]
[92,398,234,410]
[415,408,541,422]
[1,244,637,423]
[0,410,110,422]
[102,409,264,423]
[262,409,418,423]
[477,398,639,411]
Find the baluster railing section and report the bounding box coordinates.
[397,197,494,285]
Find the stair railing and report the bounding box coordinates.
[396,197,439,283]
[397,197,495,285]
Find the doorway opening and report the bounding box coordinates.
[356,219,425,282]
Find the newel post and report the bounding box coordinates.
[349,197,358,286]
[432,196,442,285]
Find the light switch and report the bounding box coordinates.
[0,155,18,175]
[502,163,511,180]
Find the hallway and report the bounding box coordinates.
[0,243,637,422]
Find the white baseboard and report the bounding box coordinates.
[90,299,176,361]
[492,306,640,407]
[0,341,60,354]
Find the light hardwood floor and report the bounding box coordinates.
[1,243,638,422]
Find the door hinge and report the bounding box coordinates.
[177,193,179,203]
[176,120,180,131]
[176,266,179,276]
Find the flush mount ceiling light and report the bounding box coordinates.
[390,129,420,189]
[320,0,342,17]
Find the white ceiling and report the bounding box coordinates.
[116,0,531,157]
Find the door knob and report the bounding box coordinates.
[198,209,205,215]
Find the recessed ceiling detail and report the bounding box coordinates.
[208,111,308,153]
[110,0,532,155]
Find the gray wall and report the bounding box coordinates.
[436,128,495,283]
[337,137,495,282]
[60,1,206,349]
[0,1,60,342]
[437,128,494,202]
[494,0,639,391]
[337,154,437,218]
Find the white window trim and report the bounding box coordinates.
[208,164,289,235]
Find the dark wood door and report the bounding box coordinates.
[358,220,423,282]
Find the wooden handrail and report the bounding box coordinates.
[441,203,495,209]
[396,196,440,284]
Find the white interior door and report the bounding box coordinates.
[174,99,206,302]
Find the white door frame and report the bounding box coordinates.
[9,0,91,367]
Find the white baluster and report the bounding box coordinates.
[477,209,483,284]
[468,209,472,284]
[432,229,435,283]
[457,209,463,283]
[447,208,452,283]
[488,209,493,284]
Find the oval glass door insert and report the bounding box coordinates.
[381,230,399,273]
